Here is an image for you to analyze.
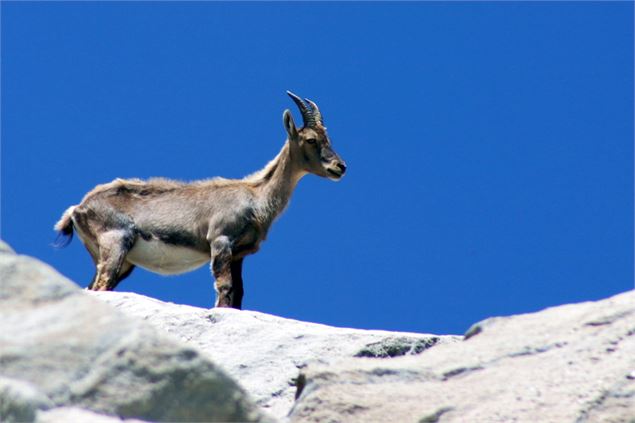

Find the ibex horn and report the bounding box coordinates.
[287,90,318,128]
[304,98,323,125]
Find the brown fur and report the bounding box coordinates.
[54,92,346,308]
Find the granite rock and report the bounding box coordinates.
[289,291,635,423]
[92,291,457,420]
[0,245,269,422]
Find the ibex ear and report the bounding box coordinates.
[283,109,299,141]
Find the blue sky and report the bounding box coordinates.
[2,2,633,335]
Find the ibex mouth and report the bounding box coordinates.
[326,162,346,180]
[326,168,344,180]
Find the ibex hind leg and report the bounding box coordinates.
[85,246,101,290]
[91,262,134,291]
[87,273,97,290]
[70,207,103,289]
[108,262,136,291]
[91,230,135,291]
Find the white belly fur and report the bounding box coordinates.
[126,238,210,275]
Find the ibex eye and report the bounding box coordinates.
[306,138,317,144]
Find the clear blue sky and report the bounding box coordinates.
[2,2,633,335]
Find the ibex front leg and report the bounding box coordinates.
[230,258,244,309]
[211,236,239,308]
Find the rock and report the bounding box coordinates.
[36,407,147,423]
[90,291,458,420]
[10,240,630,422]
[353,336,441,358]
[289,291,635,423]
[0,377,53,422]
[0,240,15,254]
[0,244,270,422]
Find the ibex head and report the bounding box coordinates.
[283,91,347,181]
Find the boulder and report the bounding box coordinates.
[36,407,147,423]
[288,291,635,423]
[7,239,630,423]
[91,291,458,420]
[0,377,53,422]
[0,244,270,422]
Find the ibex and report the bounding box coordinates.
[54,91,346,309]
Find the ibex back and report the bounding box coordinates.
[54,91,346,309]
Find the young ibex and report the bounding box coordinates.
[54,91,346,309]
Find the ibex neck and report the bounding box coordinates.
[247,142,305,227]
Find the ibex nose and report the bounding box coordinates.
[336,162,347,175]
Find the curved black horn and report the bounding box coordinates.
[304,98,323,125]
[287,90,317,128]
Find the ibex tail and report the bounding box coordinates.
[53,206,75,248]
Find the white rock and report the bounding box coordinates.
[0,245,270,422]
[36,407,148,423]
[289,290,635,423]
[0,377,53,422]
[0,240,15,254]
[10,240,629,422]
[91,291,458,420]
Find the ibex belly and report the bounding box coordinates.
[127,238,209,275]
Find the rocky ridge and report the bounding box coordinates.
[289,290,635,423]
[1,240,633,422]
[90,291,456,420]
[0,241,269,423]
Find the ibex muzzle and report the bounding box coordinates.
[54,91,346,309]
